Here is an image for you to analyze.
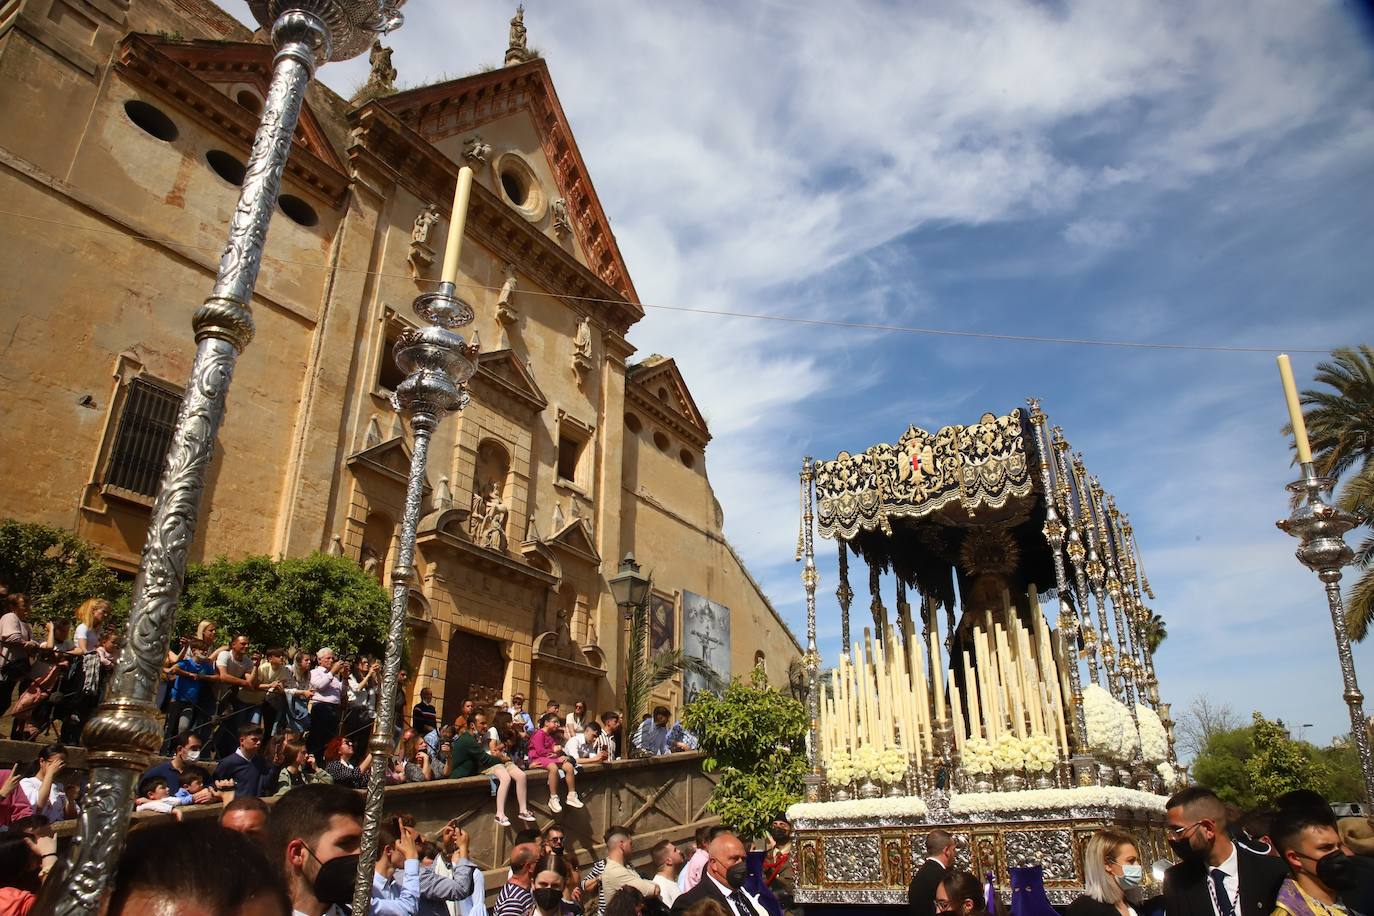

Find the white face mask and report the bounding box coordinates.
[184,749,201,762]
[1117,863,1143,888]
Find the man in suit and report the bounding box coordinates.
[1163,786,1288,916]
[671,833,766,916]
[909,830,957,916]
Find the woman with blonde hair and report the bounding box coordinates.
[1068,829,1154,916]
[73,598,110,654]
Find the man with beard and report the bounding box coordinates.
[1162,787,1288,916]
[270,783,365,916]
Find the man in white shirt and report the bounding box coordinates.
[565,721,608,761]
[373,822,424,916]
[651,840,685,907]
[213,634,260,759]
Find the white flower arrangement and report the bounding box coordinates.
[851,744,881,781]
[1023,734,1058,774]
[949,785,1166,816]
[826,749,854,787]
[992,734,1026,772]
[877,746,909,783]
[962,736,995,775]
[1135,705,1169,764]
[787,795,929,822]
[1082,684,1138,761]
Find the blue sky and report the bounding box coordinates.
[224,1,1374,751]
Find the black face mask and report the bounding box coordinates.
[725,862,749,890]
[768,827,791,845]
[1315,851,1359,892]
[310,851,361,905]
[1169,838,1207,865]
[534,888,564,911]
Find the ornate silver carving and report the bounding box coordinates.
[1278,465,1374,801]
[799,458,822,777]
[247,0,406,63]
[37,8,389,911]
[352,278,475,910]
[822,835,883,884]
[1004,828,1074,878]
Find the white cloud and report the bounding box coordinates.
[1063,218,1132,250]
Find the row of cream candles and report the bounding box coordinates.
[818,588,1072,764]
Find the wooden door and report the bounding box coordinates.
[442,630,507,724]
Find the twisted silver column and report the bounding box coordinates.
[352,282,476,911]
[1278,464,1374,803]
[33,6,407,910]
[1053,429,1100,685]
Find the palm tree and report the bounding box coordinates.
[1287,345,1374,639]
[1140,610,1168,654]
[621,579,720,751]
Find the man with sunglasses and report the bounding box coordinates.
[1162,786,1288,916]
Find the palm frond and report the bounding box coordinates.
[1347,567,1374,644]
[1339,466,1374,521]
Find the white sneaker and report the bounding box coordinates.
[566,792,583,809]
[549,796,563,813]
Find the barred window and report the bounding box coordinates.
[105,379,182,498]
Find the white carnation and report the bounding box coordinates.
[1135,706,1169,764]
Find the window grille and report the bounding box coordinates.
[105,379,182,498]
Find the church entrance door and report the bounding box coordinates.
[442,630,507,724]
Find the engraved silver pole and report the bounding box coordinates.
[1277,463,1374,802]
[352,281,476,912]
[799,458,824,802]
[37,4,403,912]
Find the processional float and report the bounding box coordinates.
[789,399,1176,906]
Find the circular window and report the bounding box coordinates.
[679,448,696,469]
[124,100,178,142]
[653,431,670,452]
[205,149,247,186]
[279,194,319,227]
[236,90,263,116]
[493,152,546,221]
[624,413,642,434]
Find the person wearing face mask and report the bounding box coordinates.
[1272,805,1367,916]
[141,733,217,803]
[671,833,762,916]
[1068,829,1159,916]
[909,830,957,916]
[1163,786,1289,916]
[270,782,366,916]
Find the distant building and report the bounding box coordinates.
[0,0,799,718]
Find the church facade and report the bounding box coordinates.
[0,0,800,717]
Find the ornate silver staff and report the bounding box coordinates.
[799,458,824,802]
[1274,355,1374,802]
[37,3,403,913]
[350,163,479,911]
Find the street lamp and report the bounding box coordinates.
[609,552,652,615]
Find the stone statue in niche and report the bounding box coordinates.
[477,481,509,551]
[495,264,518,327]
[463,135,492,167]
[572,315,593,382]
[468,486,488,537]
[554,606,573,655]
[550,198,571,238]
[412,203,440,245]
[360,544,382,581]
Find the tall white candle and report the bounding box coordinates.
[440,166,475,286]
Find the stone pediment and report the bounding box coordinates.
[546,518,600,566]
[378,59,638,302]
[473,349,547,414]
[115,34,348,201]
[627,356,711,448]
[346,436,431,495]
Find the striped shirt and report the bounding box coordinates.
[493,881,535,916]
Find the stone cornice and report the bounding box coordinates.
[379,59,639,304]
[626,383,711,450]
[346,102,642,336]
[114,34,349,204]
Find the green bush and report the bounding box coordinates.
[177,552,392,657]
[683,668,809,837]
[0,519,128,622]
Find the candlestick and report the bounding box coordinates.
[1277,354,1313,465]
[440,165,475,286]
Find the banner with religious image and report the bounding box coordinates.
[682,590,730,701]
[649,592,675,656]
